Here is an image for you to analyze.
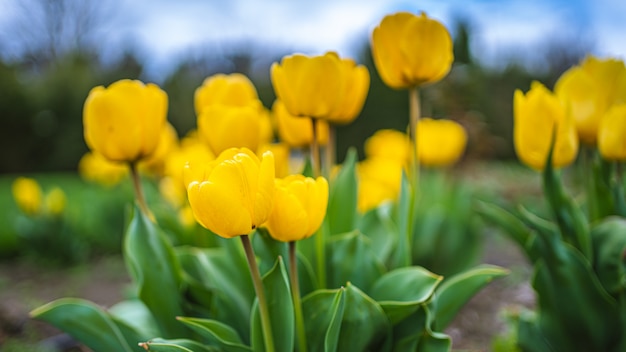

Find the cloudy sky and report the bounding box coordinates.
[1,0,624,79]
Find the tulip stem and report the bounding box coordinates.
[323,125,336,179]
[311,118,327,288]
[310,118,321,177]
[406,87,421,267]
[241,235,275,352]
[289,241,308,352]
[130,163,152,218]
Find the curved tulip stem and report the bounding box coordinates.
[130,162,152,218]
[323,125,336,180]
[289,241,307,352]
[241,235,275,352]
[406,87,421,267]
[310,118,321,177]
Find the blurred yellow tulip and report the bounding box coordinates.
[580,56,626,107]
[78,152,128,187]
[185,148,275,238]
[258,143,291,178]
[265,175,328,242]
[163,132,214,191]
[45,187,66,216]
[598,104,626,161]
[357,158,403,213]
[417,118,467,167]
[514,82,579,170]
[272,100,329,148]
[140,122,179,176]
[12,177,42,216]
[364,129,411,164]
[271,51,369,124]
[198,103,267,155]
[371,12,453,89]
[83,79,168,163]
[194,73,260,115]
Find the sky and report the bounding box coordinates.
[1,0,625,80]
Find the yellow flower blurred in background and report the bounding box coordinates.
[357,158,404,213]
[140,122,180,176]
[598,104,626,161]
[194,73,260,115]
[78,152,129,187]
[371,12,453,89]
[514,82,579,170]
[264,175,328,242]
[12,177,43,216]
[272,99,329,148]
[258,143,291,178]
[45,187,66,216]
[364,129,411,164]
[185,148,275,238]
[83,79,168,163]
[271,51,369,124]
[417,118,467,167]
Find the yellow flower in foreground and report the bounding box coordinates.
[265,175,329,242]
[78,152,128,187]
[364,129,411,164]
[45,187,66,216]
[514,82,579,170]
[555,66,603,145]
[417,118,467,167]
[198,103,267,155]
[12,177,42,216]
[371,12,453,89]
[194,73,260,115]
[273,100,329,148]
[271,51,369,124]
[357,158,403,213]
[185,148,275,238]
[598,104,626,161]
[83,79,168,163]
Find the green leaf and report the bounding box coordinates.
[176,317,251,352]
[389,172,412,269]
[370,266,442,325]
[475,201,532,256]
[251,227,288,276]
[433,264,508,330]
[327,148,358,235]
[109,299,161,340]
[177,246,254,342]
[30,298,143,352]
[250,256,294,352]
[357,204,398,264]
[124,204,187,337]
[139,338,218,351]
[326,231,386,292]
[389,304,451,352]
[586,150,615,222]
[302,288,346,352]
[591,217,626,296]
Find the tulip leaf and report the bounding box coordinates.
[335,283,392,352]
[389,304,450,352]
[109,299,161,339]
[177,246,254,342]
[432,264,508,330]
[370,266,442,325]
[30,298,144,352]
[139,338,217,351]
[124,204,187,337]
[591,217,626,296]
[389,172,412,269]
[327,148,358,235]
[357,204,397,264]
[250,256,294,352]
[326,230,386,292]
[302,288,346,352]
[176,317,251,352]
[251,227,288,275]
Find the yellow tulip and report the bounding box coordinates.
[45,187,66,216]
[265,175,329,242]
[185,148,275,238]
[140,122,179,176]
[83,79,168,163]
[417,118,467,167]
[78,152,128,187]
[357,158,403,213]
[371,12,453,89]
[163,131,214,191]
[12,177,42,216]
[580,56,626,107]
[555,66,604,145]
[598,104,626,161]
[258,143,291,178]
[272,100,329,147]
[514,82,579,170]
[194,73,260,115]
[364,129,411,164]
[198,103,268,156]
[271,51,369,124]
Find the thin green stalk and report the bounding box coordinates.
[130,162,152,218]
[241,235,275,352]
[322,125,336,180]
[310,118,321,177]
[404,87,421,267]
[289,241,307,352]
[310,118,326,288]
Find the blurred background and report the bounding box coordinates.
[0,0,624,173]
